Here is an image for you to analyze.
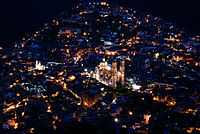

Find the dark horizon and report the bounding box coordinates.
[0,0,200,45]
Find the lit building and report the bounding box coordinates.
[91,58,125,88]
[35,60,46,70]
[58,28,73,37]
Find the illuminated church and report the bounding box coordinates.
[91,58,125,88]
[35,60,46,70]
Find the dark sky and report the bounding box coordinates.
[0,0,200,45]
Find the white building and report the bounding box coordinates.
[35,60,46,70]
[91,58,125,88]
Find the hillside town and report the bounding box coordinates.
[1,1,200,134]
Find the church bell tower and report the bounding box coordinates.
[112,61,117,88]
[119,60,125,85]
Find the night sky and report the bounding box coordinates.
[0,0,200,45]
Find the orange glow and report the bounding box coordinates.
[8,119,18,129]
[23,98,29,102]
[137,21,141,25]
[68,75,76,81]
[144,114,151,125]
[16,93,20,96]
[101,2,107,5]
[14,123,18,129]
[22,112,25,117]
[42,95,48,98]
[58,71,64,76]
[126,57,131,61]
[29,128,34,133]
[129,111,133,115]
[106,50,116,55]
[2,55,7,59]
[185,58,194,61]
[14,113,17,119]
[83,32,87,36]
[153,96,159,101]
[52,92,59,97]
[84,102,88,106]
[47,105,52,113]
[51,76,55,79]
[66,49,70,53]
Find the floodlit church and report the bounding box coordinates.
[35,60,46,70]
[91,58,125,88]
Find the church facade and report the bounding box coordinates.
[91,58,125,88]
[35,60,46,70]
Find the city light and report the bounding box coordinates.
[129,111,133,115]
[114,118,119,122]
[132,84,142,90]
[1,1,200,133]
